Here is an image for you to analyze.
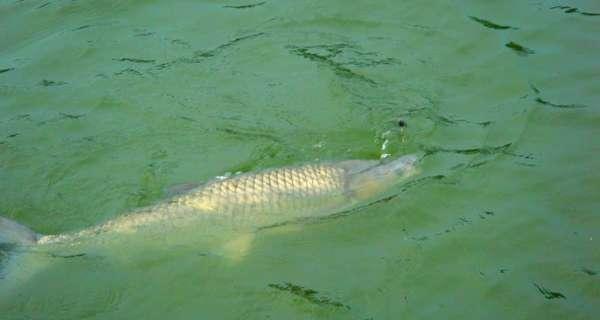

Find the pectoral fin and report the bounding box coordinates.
[220,232,255,263]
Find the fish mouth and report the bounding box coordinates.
[395,154,422,178]
[394,154,420,171]
[401,154,419,166]
[374,153,421,179]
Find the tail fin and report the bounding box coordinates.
[0,216,39,246]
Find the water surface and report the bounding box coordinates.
[1,0,598,319]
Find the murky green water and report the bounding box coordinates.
[1,0,598,319]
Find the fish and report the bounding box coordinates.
[1,154,419,253]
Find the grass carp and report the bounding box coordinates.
[2,154,419,247]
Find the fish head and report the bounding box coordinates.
[372,153,420,180]
[346,154,421,201]
[392,154,419,173]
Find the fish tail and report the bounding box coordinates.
[0,216,52,291]
[0,216,40,247]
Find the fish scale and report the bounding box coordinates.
[189,163,348,216]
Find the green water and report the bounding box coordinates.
[1,0,598,319]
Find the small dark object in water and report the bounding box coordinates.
[505,41,535,56]
[73,25,92,31]
[114,68,143,76]
[114,58,156,64]
[194,32,265,59]
[580,11,600,16]
[39,79,67,86]
[135,31,155,37]
[287,44,381,85]
[268,282,350,309]
[550,5,600,16]
[535,97,587,109]
[36,2,50,9]
[60,113,85,119]
[468,16,516,30]
[397,119,407,128]
[49,253,86,259]
[0,68,14,74]
[529,83,540,94]
[423,143,512,157]
[582,267,597,276]
[224,1,266,9]
[533,283,566,299]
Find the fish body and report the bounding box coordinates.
[5,155,419,245]
[188,154,417,217]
